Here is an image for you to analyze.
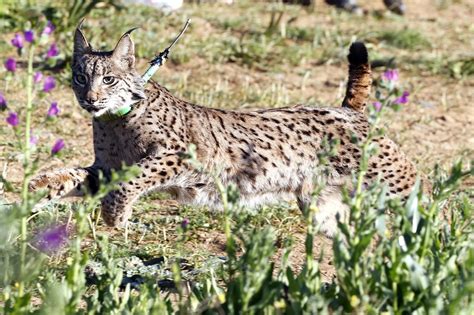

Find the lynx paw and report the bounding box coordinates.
[101,190,133,227]
[29,171,81,200]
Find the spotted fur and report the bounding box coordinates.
[30,27,424,237]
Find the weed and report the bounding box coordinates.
[377,28,431,50]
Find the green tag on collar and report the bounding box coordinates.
[96,105,132,122]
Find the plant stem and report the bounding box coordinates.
[18,43,35,297]
[215,177,236,282]
[23,46,35,166]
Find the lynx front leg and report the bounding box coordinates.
[29,167,99,201]
[101,153,186,227]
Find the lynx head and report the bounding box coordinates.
[71,23,146,118]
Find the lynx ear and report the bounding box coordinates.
[73,20,91,63]
[112,28,138,69]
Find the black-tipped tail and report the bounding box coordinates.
[347,42,368,65]
[342,42,372,112]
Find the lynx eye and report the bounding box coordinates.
[103,76,115,85]
[74,74,87,85]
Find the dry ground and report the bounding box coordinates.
[0,0,472,282]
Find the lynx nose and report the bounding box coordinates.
[86,91,98,104]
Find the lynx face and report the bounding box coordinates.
[71,28,146,118]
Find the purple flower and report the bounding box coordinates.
[24,30,34,43]
[46,43,59,58]
[11,33,24,49]
[33,224,69,254]
[51,139,64,155]
[383,69,399,82]
[30,134,38,146]
[43,76,56,92]
[0,93,6,110]
[33,71,43,84]
[372,101,382,112]
[47,101,59,117]
[42,21,55,36]
[181,218,189,229]
[394,91,410,104]
[6,112,19,127]
[4,58,16,72]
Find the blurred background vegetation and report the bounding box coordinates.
[0,0,472,78]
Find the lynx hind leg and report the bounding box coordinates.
[315,187,350,238]
[366,137,419,199]
[296,181,350,239]
[29,168,93,202]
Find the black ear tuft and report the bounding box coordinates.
[74,19,91,54]
[347,42,369,66]
[73,19,92,62]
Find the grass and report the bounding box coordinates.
[0,0,473,313]
[376,28,431,50]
